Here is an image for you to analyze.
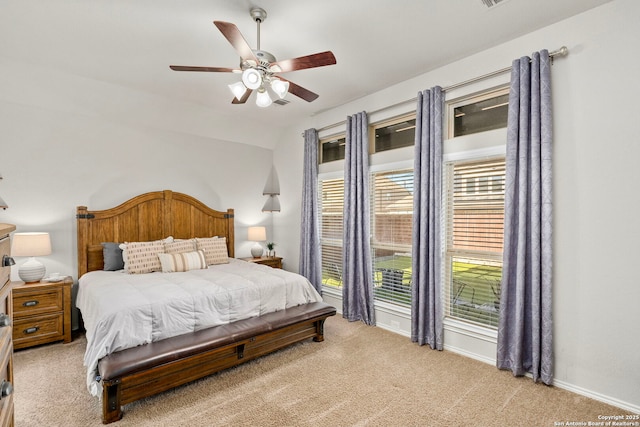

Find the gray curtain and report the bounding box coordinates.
[497,50,553,384]
[342,112,375,325]
[411,87,444,349]
[299,128,323,294]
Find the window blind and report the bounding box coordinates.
[370,169,413,306]
[319,178,344,288]
[444,158,505,328]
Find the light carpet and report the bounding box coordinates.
[13,316,619,426]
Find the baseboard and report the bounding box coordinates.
[376,321,410,338]
[443,342,497,366]
[551,378,640,415]
[443,343,640,414]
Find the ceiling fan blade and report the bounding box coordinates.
[232,89,253,104]
[279,78,319,102]
[270,51,336,73]
[170,65,238,73]
[213,21,258,63]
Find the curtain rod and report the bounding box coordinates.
[310,46,568,136]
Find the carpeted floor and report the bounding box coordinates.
[13,316,620,426]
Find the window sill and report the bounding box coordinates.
[322,285,342,299]
[374,299,411,318]
[443,317,498,343]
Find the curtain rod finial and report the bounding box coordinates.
[553,46,569,57]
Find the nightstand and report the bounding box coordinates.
[240,256,283,269]
[11,276,72,350]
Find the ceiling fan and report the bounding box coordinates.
[169,7,337,107]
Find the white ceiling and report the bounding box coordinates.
[2,0,611,148]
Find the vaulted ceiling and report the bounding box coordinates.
[1,0,612,148]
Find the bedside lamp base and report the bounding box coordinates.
[18,257,46,283]
[251,243,264,258]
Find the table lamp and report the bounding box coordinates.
[248,226,266,258]
[12,232,52,283]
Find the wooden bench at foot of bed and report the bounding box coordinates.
[97,302,337,424]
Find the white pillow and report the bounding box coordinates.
[158,250,207,273]
[120,237,174,274]
[165,239,196,254]
[195,237,229,265]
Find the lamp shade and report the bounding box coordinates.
[12,232,52,283]
[12,232,52,256]
[270,79,289,99]
[262,167,280,195]
[247,226,267,242]
[228,81,248,101]
[242,68,262,90]
[248,226,266,258]
[255,89,273,108]
[262,195,281,212]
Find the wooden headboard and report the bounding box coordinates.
[76,190,234,278]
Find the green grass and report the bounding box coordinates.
[322,256,503,327]
[451,260,502,327]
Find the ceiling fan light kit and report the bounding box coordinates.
[271,79,289,99]
[228,81,248,100]
[256,88,273,108]
[241,68,262,90]
[170,6,336,108]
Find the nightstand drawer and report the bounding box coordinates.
[13,313,64,348]
[13,287,63,317]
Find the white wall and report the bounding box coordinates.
[274,0,640,413]
[0,71,276,279]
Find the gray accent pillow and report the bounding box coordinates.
[102,242,124,271]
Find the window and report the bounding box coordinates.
[371,115,416,154]
[319,177,344,288]
[444,158,505,328]
[447,86,509,138]
[370,169,413,306]
[318,114,416,307]
[319,135,346,164]
[319,168,414,307]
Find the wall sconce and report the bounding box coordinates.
[0,174,7,210]
[248,226,267,258]
[11,232,52,283]
[262,167,281,212]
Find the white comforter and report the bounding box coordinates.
[76,259,322,397]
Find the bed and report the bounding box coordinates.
[75,190,336,423]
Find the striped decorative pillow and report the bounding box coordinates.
[157,250,207,273]
[195,237,229,265]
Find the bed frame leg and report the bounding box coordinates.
[102,380,123,424]
[313,319,326,342]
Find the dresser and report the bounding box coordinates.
[0,223,16,427]
[11,277,72,350]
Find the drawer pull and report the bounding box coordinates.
[23,300,39,307]
[24,326,40,335]
[0,380,12,399]
[0,313,10,327]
